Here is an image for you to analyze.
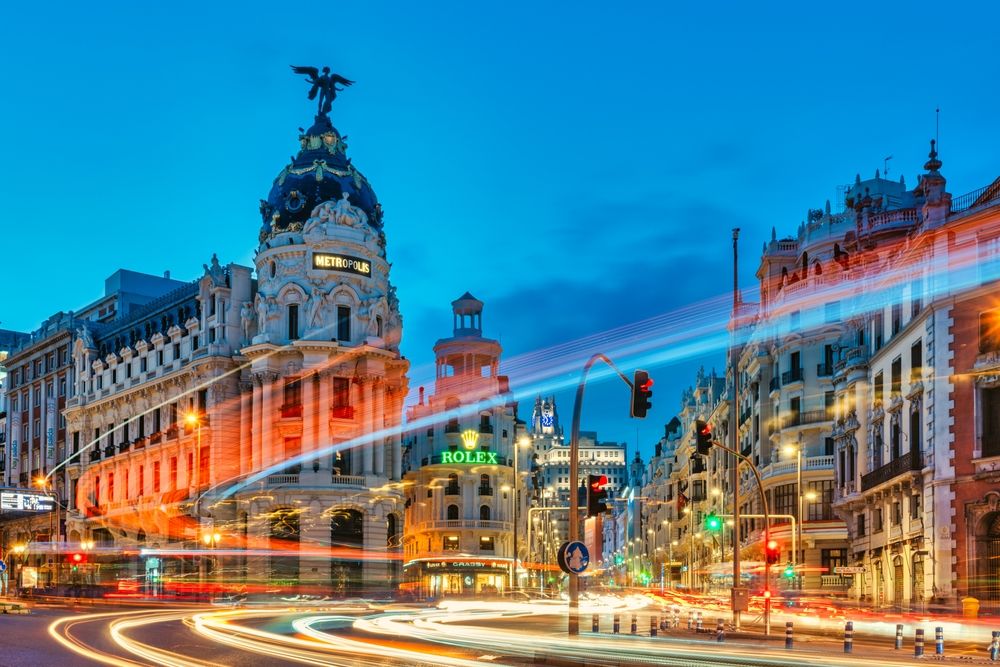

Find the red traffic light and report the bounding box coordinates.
[69,552,84,563]
[590,474,608,491]
[762,589,772,599]
[764,539,780,564]
[699,422,711,436]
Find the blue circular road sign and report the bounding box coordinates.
[557,540,590,575]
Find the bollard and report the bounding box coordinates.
[631,614,637,635]
[650,616,657,637]
[613,614,620,634]
[785,621,794,650]
[989,630,999,661]
[660,616,667,632]
[592,614,599,633]
[915,628,925,658]
[935,626,944,656]
[687,611,693,630]
[844,621,854,654]
[716,618,725,643]
[895,624,903,650]
[696,611,703,632]
[673,607,680,628]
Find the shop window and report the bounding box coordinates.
[443,535,460,551]
[479,536,495,551]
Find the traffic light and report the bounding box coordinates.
[765,539,780,565]
[704,512,722,532]
[783,563,796,579]
[694,420,713,456]
[630,370,653,418]
[68,552,85,572]
[587,474,609,517]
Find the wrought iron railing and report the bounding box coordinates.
[951,179,1000,213]
[860,450,922,492]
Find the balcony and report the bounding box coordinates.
[816,363,833,378]
[413,519,513,532]
[330,405,354,420]
[478,486,494,496]
[330,474,367,488]
[280,403,303,419]
[266,474,299,486]
[90,450,101,462]
[150,432,162,445]
[781,368,804,385]
[479,424,494,434]
[760,455,835,481]
[783,409,832,428]
[444,422,460,434]
[860,450,922,492]
[444,484,461,496]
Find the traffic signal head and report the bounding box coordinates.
[783,563,795,579]
[694,420,713,456]
[704,513,722,532]
[587,474,610,517]
[765,539,780,565]
[630,370,653,419]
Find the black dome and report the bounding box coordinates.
[259,114,381,237]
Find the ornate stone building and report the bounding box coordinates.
[401,294,528,597]
[59,96,409,593]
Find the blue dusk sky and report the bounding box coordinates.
[2,1,999,460]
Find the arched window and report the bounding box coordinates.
[446,504,459,520]
[376,315,383,338]
[330,508,364,595]
[386,514,400,547]
[287,304,299,340]
[480,505,491,521]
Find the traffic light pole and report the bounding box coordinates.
[709,440,771,635]
[568,353,633,636]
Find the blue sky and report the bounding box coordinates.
[3,1,999,460]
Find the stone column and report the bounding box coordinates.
[318,371,331,469]
[239,381,253,476]
[390,387,402,481]
[362,378,374,475]
[252,375,263,473]
[302,370,316,456]
[374,380,385,476]
[261,372,275,470]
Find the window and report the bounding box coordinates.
[790,310,801,331]
[892,302,902,335]
[153,461,161,493]
[376,315,383,338]
[199,447,210,486]
[333,377,350,407]
[911,340,923,382]
[874,312,884,351]
[138,465,145,497]
[979,235,1000,285]
[173,343,180,360]
[891,357,902,395]
[443,535,460,551]
[821,548,847,573]
[911,493,921,519]
[874,372,884,404]
[892,501,902,525]
[479,535,495,551]
[157,350,164,366]
[774,483,796,519]
[337,306,351,342]
[981,387,1000,458]
[446,504,459,520]
[284,377,302,406]
[108,472,115,503]
[479,505,491,521]
[873,507,883,532]
[169,457,178,489]
[287,304,299,340]
[911,279,923,317]
[140,356,147,373]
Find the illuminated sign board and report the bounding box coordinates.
[312,252,371,276]
[440,450,498,465]
[0,491,56,513]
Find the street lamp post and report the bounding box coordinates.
[201,531,221,592]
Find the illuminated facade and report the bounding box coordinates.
[58,105,409,593]
[402,294,528,597]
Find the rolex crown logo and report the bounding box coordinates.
[461,429,479,451]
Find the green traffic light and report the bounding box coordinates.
[783,564,795,578]
[704,513,722,531]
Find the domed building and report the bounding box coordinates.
[236,104,409,592]
[61,88,408,596]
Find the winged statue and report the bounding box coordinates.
[290,65,355,116]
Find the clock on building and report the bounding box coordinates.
[541,414,554,428]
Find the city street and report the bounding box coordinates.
[1,595,996,666]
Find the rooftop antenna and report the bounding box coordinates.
[883,155,893,178]
[935,107,940,149]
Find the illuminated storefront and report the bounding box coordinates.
[404,557,513,596]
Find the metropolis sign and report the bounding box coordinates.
[312,252,371,276]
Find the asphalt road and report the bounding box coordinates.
[1,598,997,667]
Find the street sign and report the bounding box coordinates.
[557,541,590,575]
[834,566,866,575]
[0,490,56,513]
